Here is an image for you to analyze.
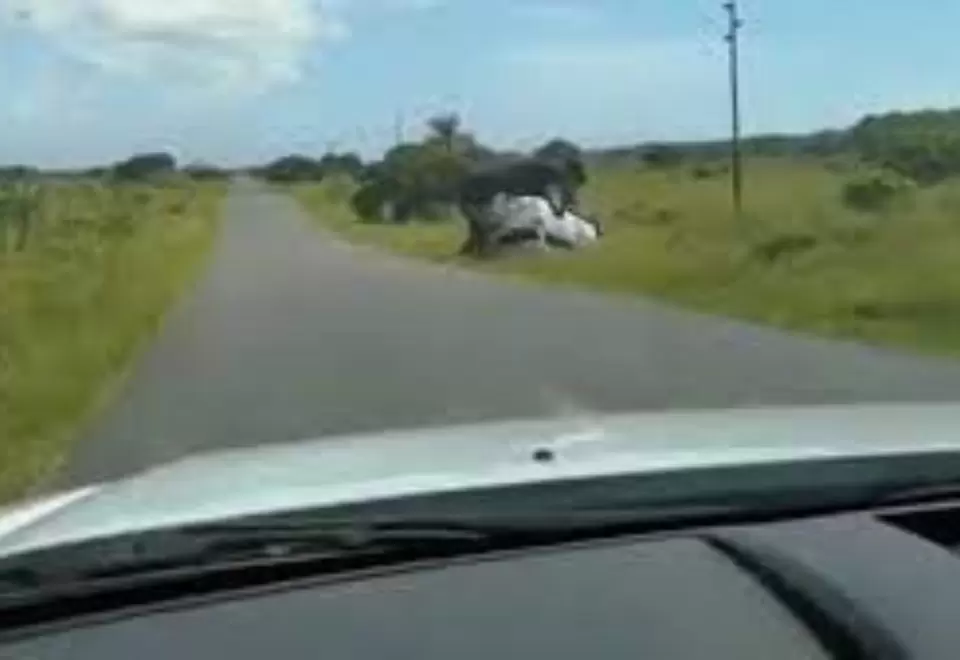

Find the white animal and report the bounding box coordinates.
[486,194,602,250]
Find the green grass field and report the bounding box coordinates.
[293,159,960,355]
[0,180,225,502]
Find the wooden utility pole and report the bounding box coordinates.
[723,1,744,216]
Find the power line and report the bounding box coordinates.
[723,0,745,217]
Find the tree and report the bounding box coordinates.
[0,166,38,182]
[350,115,502,224]
[842,170,915,212]
[351,139,471,223]
[427,113,462,153]
[82,166,109,179]
[850,109,960,184]
[261,155,326,183]
[642,144,684,168]
[112,152,177,181]
[184,162,228,181]
[319,152,365,180]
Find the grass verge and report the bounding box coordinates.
[291,160,960,356]
[0,181,225,502]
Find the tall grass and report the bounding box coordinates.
[293,159,960,355]
[0,180,225,502]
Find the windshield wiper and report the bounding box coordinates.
[8,475,950,619]
[0,520,494,595]
[0,518,530,628]
[0,503,755,606]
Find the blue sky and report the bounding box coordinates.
[2,0,960,167]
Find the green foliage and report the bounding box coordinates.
[341,112,508,224]
[0,182,42,252]
[0,166,40,182]
[851,110,960,184]
[261,155,326,183]
[295,157,960,356]
[842,170,915,212]
[112,152,177,181]
[426,113,462,152]
[690,163,728,180]
[184,162,229,181]
[751,233,819,263]
[350,179,393,223]
[319,152,364,180]
[259,153,365,184]
[1,182,224,501]
[352,114,487,224]
[589,108,960,175]
[642,144,684,168]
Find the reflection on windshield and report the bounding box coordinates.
[2,0,960,514]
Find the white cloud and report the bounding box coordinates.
[4,0,341,91]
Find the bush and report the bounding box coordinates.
[319,153,364,181]
[752,233,819,263]
[842,170,915,212]
[642,144,684,169]
[112,153,177,181]
[261,155,326,183]
[354,142,468,223]
[691,164,718,180]
[184,163,228,181]
[851,111,960,185]
[351,181,391,223]
[345,116,500,224]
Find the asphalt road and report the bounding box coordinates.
[63,181,960,485]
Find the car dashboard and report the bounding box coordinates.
[2,500,960,659]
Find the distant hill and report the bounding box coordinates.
[588,130,851,165]
[590,107,960,182]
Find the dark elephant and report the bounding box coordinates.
[457,157,587,256]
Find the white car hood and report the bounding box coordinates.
[3,403,960,561]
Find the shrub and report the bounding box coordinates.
[851,111,960,185]
[112,153,177,181]
[319,153,364,181]
[184,163,228,181]
[353,142,467,223]
[691,164,718,180]
[262,155,326,183]
[842,170,914,212]
[642,144,684,169]
[752,234,819,263]
[351,181,391,223]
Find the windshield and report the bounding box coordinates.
[3,1,960,545]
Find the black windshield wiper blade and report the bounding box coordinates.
[0,504,748,602]
[0,520,500,594]
[0,488,857,612]
[0,495,863,627]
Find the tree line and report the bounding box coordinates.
[594,107,960,185]
[4,105,960,202]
